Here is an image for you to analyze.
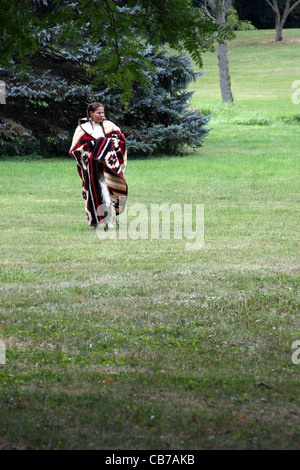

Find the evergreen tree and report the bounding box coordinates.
[113,48,210,155]
[0,1,212,157]
[0,45,209,157]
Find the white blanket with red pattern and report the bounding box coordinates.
[69,118,128,226]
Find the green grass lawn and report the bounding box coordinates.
[0,30,299,450]
[190,28,300,118]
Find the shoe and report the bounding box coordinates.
[105,221,115,230]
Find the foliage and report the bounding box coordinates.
[0,0,234,99]
[115,49,210,155]
[226,6,257,30]
[0,0,37,66]
[0,0,225,157]
[0,46,210,157]
[0,118,40,157]
[193,1,256,31]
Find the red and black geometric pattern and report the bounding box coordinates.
[69,128,128,227]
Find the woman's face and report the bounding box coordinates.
[90,106,105,123]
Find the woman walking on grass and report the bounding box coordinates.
[69,102,128,230]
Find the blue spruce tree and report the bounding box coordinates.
[0,2,210,157]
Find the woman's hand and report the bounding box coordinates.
[111,134,120,151]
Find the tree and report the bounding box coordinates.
[0,0,233,100]
[121,49,211,156]
[0,0,236,157]
[0,29,210,157]
[234,0,300,29]
[199,0,234,103]
[265,0,300,41]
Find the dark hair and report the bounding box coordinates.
[86,102,105,118]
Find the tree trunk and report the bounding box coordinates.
[265,0,300,42]
[275,12,283,41]
[213,1,234,103]
[217,42,233,103]
[276,24,283,41]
